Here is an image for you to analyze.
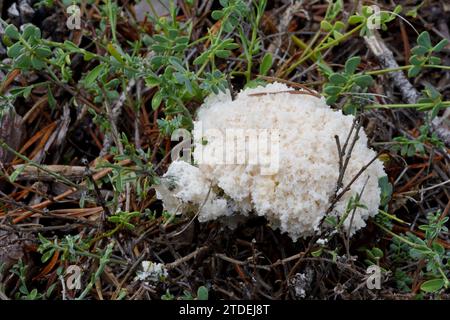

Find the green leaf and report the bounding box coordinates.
[9,165,26,183]
[193,51,209,65]
[63,40,81,52]
[41,249,55,263]
[324,216,338,227]
[7,42,24,58]
[215,49,231,59]
[332,30,343,40]
[115,172,123,193]
[362,6,373,18]
[169,57,185,72]
[329,73,347,85]
[83,51,95,61]
[429,56,441,65]
[211,10,223,20]
[433,39,448,52]
[324,85,341,95]
[152,91,163,110]
[378,176,392,206]
[334,21,345,30]
[29,288,38,299]
[47,87,56,109]
[320,20,333,32]
[343,101,357,115]
[175,36,189,45]
[344,56,361,74]
[316,55,333,76]
[10,86,32,98]
[400,144,408,156]
[409,55,422,66]
[22,24,41,41]
[366,249,376,261]
[407,144,416,157]
[259,53,272,75]
[5,25,20,40]
[417,31,432,49]
[431,242,445,255]
[145,75,160,87]
[197,286,208,300]
[150,55,166,68]
[311,248,323,257]
[411,45,428,56]
[424,84,440,100]
[393,5,403,15]
[408,65,421,77]
[35,46,52,58]
[353,74,373,87]
[406,8,418,18]
[167,28,178,40]
[46,283,56,298]
[222,41,239,50]
[31,56,46,70]
[348,15,364,25]
[83,64,104,86]
[372,247,384,258]
[16,53,32,69]
[326,95,338,105]
[420,278,445,293]
[431,102,443,119]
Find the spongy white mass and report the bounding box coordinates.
[157,83,386,240]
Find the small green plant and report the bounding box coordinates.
[38,234,91,263]
[392,124,444,157]
[380,211,450,294]
[348,5,402,36]
[364,247,384,266]
[4,24,51,71]
[408,31,448,77]
[174,286,209,300]
[10,259,55,300]
[417,84,446,119]
[38,233,124,265]
[322,56,373,113]
[76,242,114,300]
[161,289,175,300]
[378,176,393,210]
[108,211,140,230]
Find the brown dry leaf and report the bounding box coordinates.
[0,108,24,165]
[0,230,24,272]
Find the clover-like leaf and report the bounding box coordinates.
[353,74,373,88]
[259,53,272,75]
[329,73,347,85]
[417,31,432,49]
[5,24,20,40]
[344,56,361,74]
[420,278,445,293]
[433,39,448,52]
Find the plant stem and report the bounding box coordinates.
[366,101,450,109]
[76,242,115,300]
[366,64,450,75]
[0,139,80,188]
[378,209,409,225]
[283,24,363,76]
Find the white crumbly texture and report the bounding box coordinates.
[157,82,386,240]
[155,160,230,220]
[135,261,168,283]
